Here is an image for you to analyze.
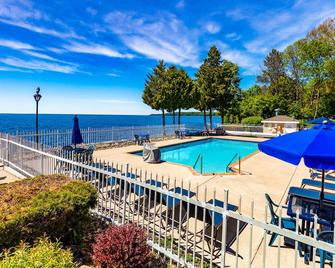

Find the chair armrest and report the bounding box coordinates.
[272,202,288,209]
[272,202,279,207]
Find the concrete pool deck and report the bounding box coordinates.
[94,135,313,267]
[0,166,22,184]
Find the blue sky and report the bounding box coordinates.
[0,0,334,114]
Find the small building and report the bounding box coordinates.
[262,115,299,135]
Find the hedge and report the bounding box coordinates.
[0,175,97,250]
[0,237,76,268]
[241,116,263,125]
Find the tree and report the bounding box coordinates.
[257,49,293,98]
[284,42,305,102]
[195,45,222,129]
[238,18,335,121]
[215,60,241,123]
[163,66,194,126]
[308,18,335,48]
[297,38,334,117]
[240,91,288,119]
[175,69,194,125]
[142,60,167,126]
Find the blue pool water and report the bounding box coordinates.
[136,138,258,174]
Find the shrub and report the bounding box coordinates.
[92,224,153,268]
[241,116,263,125]
[0,175,97,250]
[0,237,76,268]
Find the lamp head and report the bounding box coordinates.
[34,87,42,102]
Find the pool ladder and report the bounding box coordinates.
[226,153,241,174]
[193,153,203,175]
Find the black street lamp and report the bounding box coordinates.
[34,87,42,145]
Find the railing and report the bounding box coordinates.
[226,153,241,173]
[12,123,276,150]
[218,124,263,133]
[193,153,203,175]
[13,124,186,148]
[217,124,278,138]
[1,133,335,267]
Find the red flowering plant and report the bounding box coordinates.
[92,223,153,268]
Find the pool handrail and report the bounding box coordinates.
[193,153,203,174]
[226,152,241,173]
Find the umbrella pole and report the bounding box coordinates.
[320,169,325,206]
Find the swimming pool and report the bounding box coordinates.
[134,138,258,174]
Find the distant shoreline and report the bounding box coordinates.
[151,112,218,116]
[0,112,218,117]
[0,114,222,133]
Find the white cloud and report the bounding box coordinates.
[226,8,247,21]
[104,11,200,67]
[47,47,67,54]
[0,39,35,50]
[22,50,68,63]
[176,0,185,9]
[222,49,260,75]
[86,7,97,16]
[107,73,121,77]
[204,22,221,34]
[243,0,335,54]
[0,0,46,21]
[0,39,75,65]
[0,57,78,73]
[0,0,83,40]
[225,32,241,41]
[63,42,134,59]
[212,41,260,75]
[0,65,33,73]
[222,0,335,76]
[0,18,83,39]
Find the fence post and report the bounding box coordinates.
[220,189,229,267]
[122,163,129,224]
[56,130,59,147]
[111,127,114,142]
[41,144,44,174]
[20,137,23,168]
[87,127,91,144]
[6,133,9,166]
[71,152,74,179]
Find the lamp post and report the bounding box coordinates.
[34,87,42,145]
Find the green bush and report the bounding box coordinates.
[0,237,76,268]
[241,116,263,125]
[0,175,97,250]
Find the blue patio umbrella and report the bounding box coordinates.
[258,122,335,202]
[72,115,83,147]
[307,117,335,125]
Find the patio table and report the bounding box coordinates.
[287,186,335,263]
[302,178,335,191]
[287,187,335,226]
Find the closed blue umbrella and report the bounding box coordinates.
[72,115,83,147]
[307,117,335,125]
[258,122,335,201]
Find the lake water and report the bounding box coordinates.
[0,114,221,133]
